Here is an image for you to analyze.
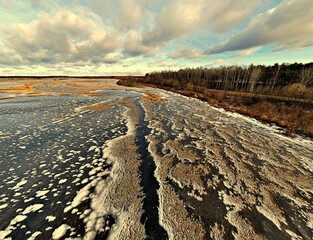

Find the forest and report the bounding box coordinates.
[144,62,313,99]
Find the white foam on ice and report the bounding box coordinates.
[12,179,27,191]
[88,167,102,176]
[24,197,34,203]
[0,203,9,210]
[22,204,44,215]
[36,190,49,198]
[59,179,67,184]
[0,214,28,238]
[28,231,42,240]
[81,179,89,184]
[52,224,70,240]
[46,215,56,222]
[88,146,100,154]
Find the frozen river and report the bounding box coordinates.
[0,78,312,240]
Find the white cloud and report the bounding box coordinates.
[143,0,263,45]
[169,48,205,59]
[2,8,121,64]
[210,0,313,54]
[116,0,144,30]
[89,0,145,31]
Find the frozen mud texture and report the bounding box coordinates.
[0,78,312,240]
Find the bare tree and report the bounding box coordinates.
[299,67,313,86]
[249,66,262,93]
[270,64,281,93]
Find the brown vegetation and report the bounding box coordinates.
[0,82,42,94]
[143,92,166,103]
[84,102,111,111]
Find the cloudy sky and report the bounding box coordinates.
[0,0,312,75]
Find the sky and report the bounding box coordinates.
[0,0,312,76]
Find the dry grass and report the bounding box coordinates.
[119,98,138,118]
[0,82,42,94]
[84,103,111,111]
[280,83,313,100]
[236,101,313,137]
[143,92,166,103]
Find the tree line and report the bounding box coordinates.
[145,62,313,94]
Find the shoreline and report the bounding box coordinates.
[116,78,313,139]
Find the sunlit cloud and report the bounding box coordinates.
[2,8,121,64]
[232,47,261,57]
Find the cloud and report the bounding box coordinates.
[143,0,263,45]
[232,47,260,57]
[147,61,179,68]
[210,0,313,54]
[0,46,22,65]
[116,0,144,30]
[169,48,205,59]
[102,53,122,64]
[0,0,11,7]
[122,31,157,57]
[204,59,225,67]
[1,0,312,75]
[2,8,121,64]
[89,0,145,31]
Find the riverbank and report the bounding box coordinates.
[117,77,313,138]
